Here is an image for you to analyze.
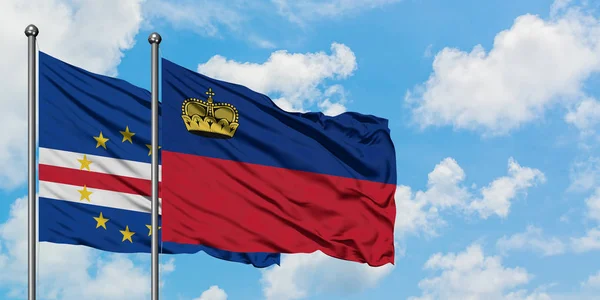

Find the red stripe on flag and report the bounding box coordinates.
[161,151,396,267]
[39,164,152,196]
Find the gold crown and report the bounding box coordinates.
[181,88,239,138]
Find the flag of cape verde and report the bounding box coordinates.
[37,52,280,268]
[161,58,397,267]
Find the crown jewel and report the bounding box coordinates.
[181,88,239,138]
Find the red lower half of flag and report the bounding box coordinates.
[161,151,396,267]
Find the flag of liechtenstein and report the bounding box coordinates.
[37,51,280,268]
[160,58,397,267]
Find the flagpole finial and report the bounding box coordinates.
[24,24,39,37]
[148,32,162,44]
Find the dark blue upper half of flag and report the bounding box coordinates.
[39,51,159,163]
[161,58,397,184]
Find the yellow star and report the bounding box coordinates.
[78,185,93,202]
[93,131,109,149]
[93,212,109,229]
[120,226,135,243]
[145,144,162,156]
[145,224,162,236]
[119,126,135,143]
[77,155,93,171]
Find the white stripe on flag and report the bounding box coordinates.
[39,147,162,180]
[39,180,162,214]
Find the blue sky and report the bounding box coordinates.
[1,0,600,299]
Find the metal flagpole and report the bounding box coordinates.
[148,32,162,300]
[25,24,39,300]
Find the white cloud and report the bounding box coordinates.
[143,0,243,37]
[260,251,394,300]
[550,0,574,17]
[492,184,600,256]
[197,42,357,114]
[247,35,277,49]
[565,98,600,136]
[396,157,544,238]
[581,270,600,289]
[571,228,600,253]
[409,244,546,300]
[394,158,468,238]
[0,0,144,189]
[421,157,471,209]
[143,0,396,47]
[585,188,600,222]
[194,285,228,300]
[424,44,434,58]
[318,99,347,116]
[530,270,600,299]
[468,158,546,219]
[496,226,566,256]
[0,197,175,300]
[406,4,600,135]
[504,289,553,300]
[272,0,401,25]
[160,257,176,273]
[65,255,151,300]
[569,156,600,192]
[394,185,445,238]
[316,85,348,116]
[570,187,600,253]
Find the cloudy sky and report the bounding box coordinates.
[1,0,600,299]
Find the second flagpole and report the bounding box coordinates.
[149,32,162,300]
[25,24,39,300]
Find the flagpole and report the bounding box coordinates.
[148,32,162,300]
[25,24,39,300]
